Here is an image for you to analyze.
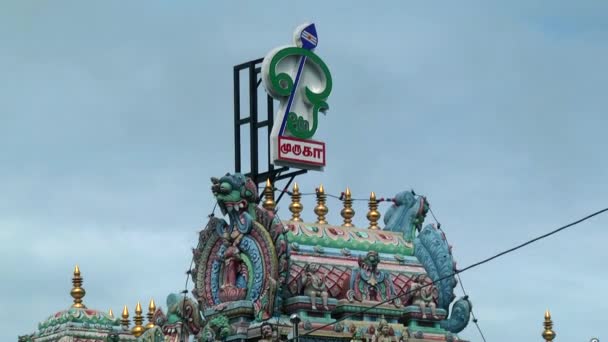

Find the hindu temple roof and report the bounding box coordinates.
[34,266,122,338]
[29,265,160,341]
[37,307,120,331]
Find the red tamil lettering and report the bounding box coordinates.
[313,147,323,159]
[280,142,292,155]
[292,144,302,156]
[303,146,312,157]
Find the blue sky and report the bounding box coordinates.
[2,1,607,341]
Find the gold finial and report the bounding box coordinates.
[262,178,276,212]
[132,302,145,337]
[108,308,114,318]
[341,187,355,227]
[121,305,130,329]
[70,265,86,309]
[145,298,156,330]
[289,182,303,222]
[314,184,329,224]
[367,192,381,230]
[542,309,556,342]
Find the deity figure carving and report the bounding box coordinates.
[408,275,438,319]
[301,264,329,310]
[210,173,258,302]
[259,322,273,342]
[222,244,243,288]
[216,221,248,301]
[201,315,232,342]
[347,251,400,306]
[194,172,286,321]
[372,318,393,342]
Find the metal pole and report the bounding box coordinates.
[290,314,301,342]
[233,66,241,173]
[248,63,259,184]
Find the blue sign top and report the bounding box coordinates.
[298,23,318,51]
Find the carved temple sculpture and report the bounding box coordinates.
[191,173,472,341]
[19,173,473,342]
[301,264,330,310]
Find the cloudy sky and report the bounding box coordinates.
[2,1,607,341]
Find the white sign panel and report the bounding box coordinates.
[261,23,332,171]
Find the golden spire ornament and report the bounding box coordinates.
[341,187,355,227]
[314,184,329,224]
[145,298,156,330]
[367,192,381,230]
[262,179,276,212]
[131,302,145,337]
[542,309,556,342]
[289,182,303,222]
[70,265,86,308]
[108,308,114,318]
[121,305,130,329]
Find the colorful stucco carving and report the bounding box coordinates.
[20,173,471,342]
[190,173,471,341]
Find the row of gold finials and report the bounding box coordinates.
[261,179,383,229]
[70,265,156,337]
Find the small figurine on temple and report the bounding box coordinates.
[217,223,248,301]
[256,322,283,342]
[372,318,393,342]
[350,330,364,342]
[222,245,243,287]
[301,264,329,310]
[259,322,273,342]
[409,275,438,319]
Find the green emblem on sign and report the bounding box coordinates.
[266,47,333,139]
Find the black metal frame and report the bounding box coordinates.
[233,58,307,206]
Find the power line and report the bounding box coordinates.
[428,207,441,228]
[456,273,487,342]
[428,206,486,342]
[179,202,217,342]
[272,187,399,202]
[285,206,608,341]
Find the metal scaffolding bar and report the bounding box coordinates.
[233,58,308,206]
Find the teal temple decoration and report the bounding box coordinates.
[19,174,472,342]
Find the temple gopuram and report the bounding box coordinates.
[17,171,565,342]
[20,175,475,342]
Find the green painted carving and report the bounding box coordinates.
[106,334,118,342]
[267,47,332,139]
[37,308,120,330]
[384,191,429,242]
[285,229,414,256]
[254,277,278,321]
[201,315,232,342]
[165,293,204,332]
[347,251,401,306]
[137,326,164,342]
